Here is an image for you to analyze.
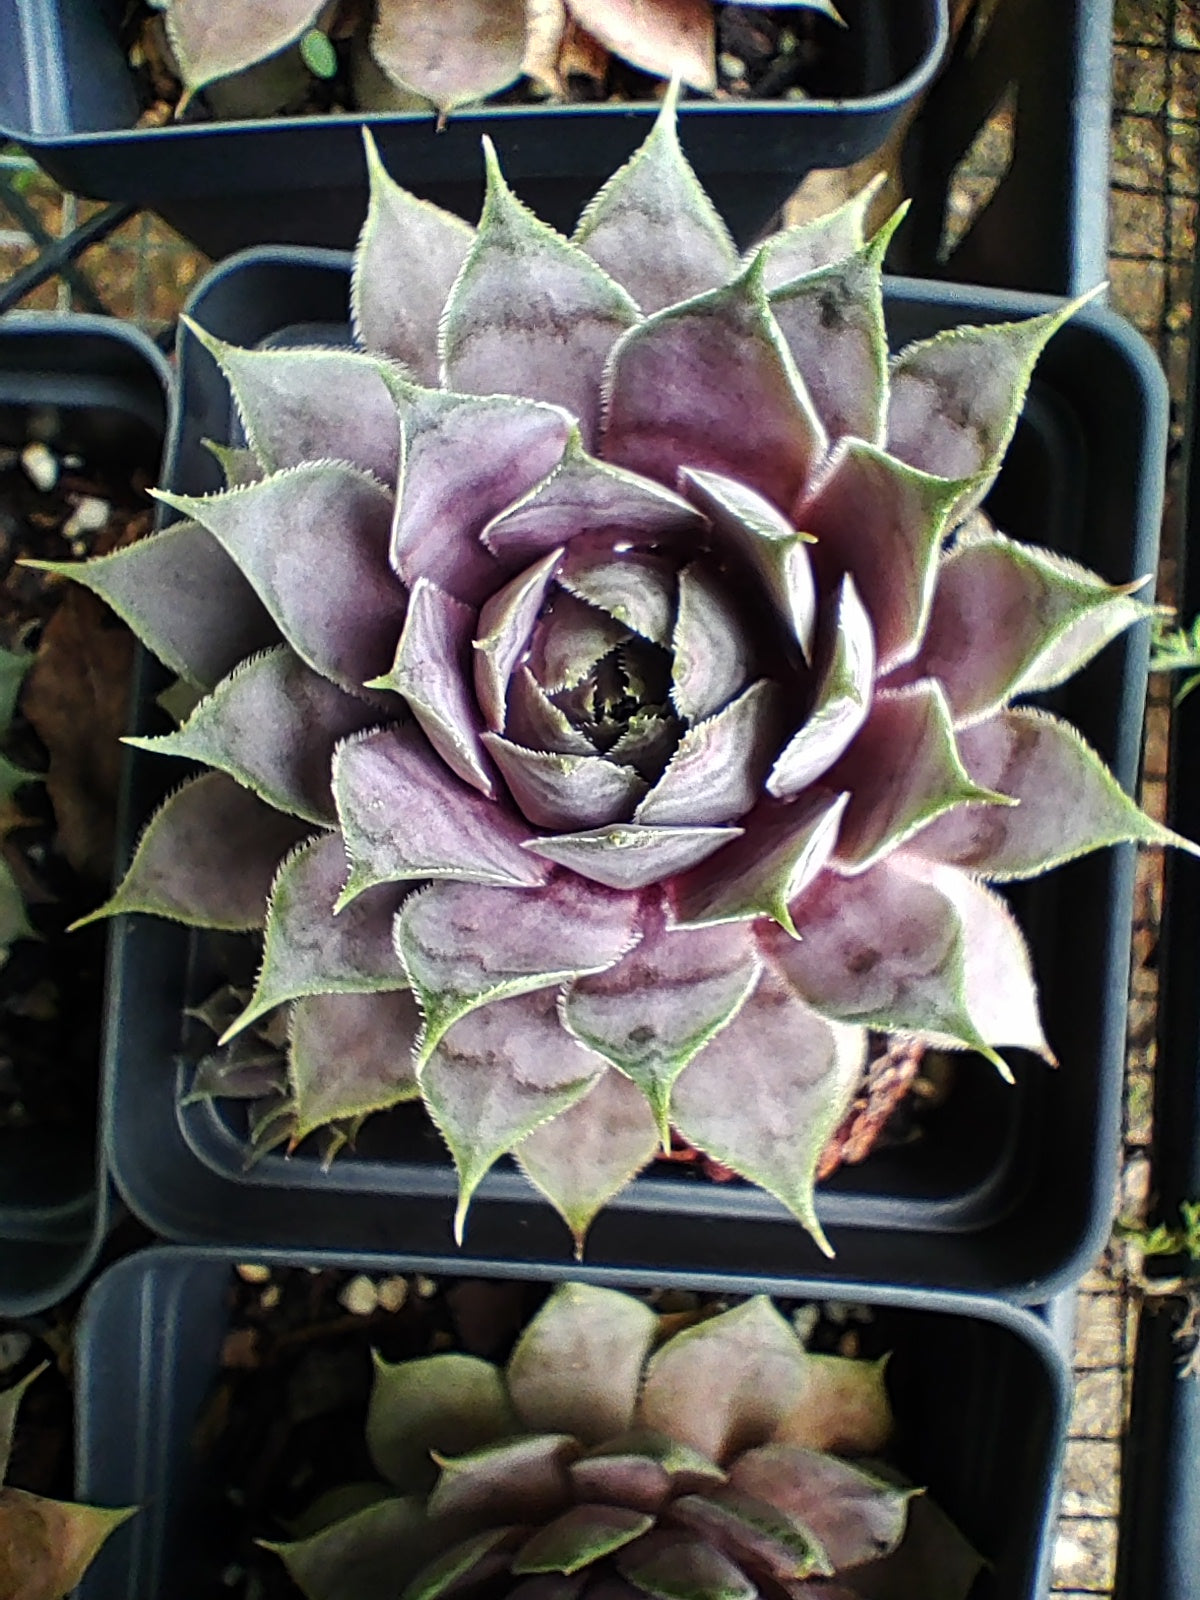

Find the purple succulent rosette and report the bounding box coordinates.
[268,1283,981,1600]
[164,0,843,112]
[50,92,1191,1253]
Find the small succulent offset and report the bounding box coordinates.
[270,1283,980,1599]
[51,91,1192,1253]
[161,0,841,114]
[0,1367,134,1600]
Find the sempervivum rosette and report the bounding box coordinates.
[270,1284,980,1600]
[50,92,1191,1252]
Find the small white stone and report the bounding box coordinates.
[62,453,84,471]
[822,1300,853,1325]
[259,1285,282,1310]
[376,1276,409,1314]
[414,1274,437,1300]
[63,496,110,542]
[340,1275,379,1316]
[719,51,747,79]
[0,1330,32,1372]
[791,1305,819,1343]
[235,1262,271,1284]
[21,442,58,492]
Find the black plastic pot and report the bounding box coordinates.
[897,0,1112,296]
[0,0,947,258]
[99,251,1168,1300]
[72,1245,1069,1600]
[0,314,170,1317]
[1112,244,1200,1600]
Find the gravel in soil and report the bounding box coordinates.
[0,440,146,1132]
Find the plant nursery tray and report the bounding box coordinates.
[72,1245,1070,1600]
[99,253,1168,1299]
[0,313,170,1316]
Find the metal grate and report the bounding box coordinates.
[1050,3,1199,1596]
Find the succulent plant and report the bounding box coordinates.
[161,0,841,114]
[0,1366,134,1600]
[270,1282,979,1600]
[48,90,1192,1254]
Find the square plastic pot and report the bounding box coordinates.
[0,0,946,257]
[896,0,1112,296]
[99,251,1168,1300]
[71,1244,1070,1600]
[0,313,171,1317]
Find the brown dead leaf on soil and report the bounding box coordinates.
[22,590,133,882]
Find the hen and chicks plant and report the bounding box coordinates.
[270,1282,979,1600]
[159,0,842,114]
[49,89,1190,1252]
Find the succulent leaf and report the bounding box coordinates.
[892,532,1159,721]
[367,1354,516,1493]
[767,575,875,799]
[370,0,527,113]
[165,0,325,92]
[766,214,902,445]
[638,1297,811,1464]
[670,563,753,722]
[830,682,1013,870]
[774,1355,894,1457]
[798,441,972,675]
[756,175,884,288]
[615,1528,757,1598]
[28,520,277,690]
[726,1446,913,1570]
[390,388,571,603]
[911,707,1200,878]
[670,791,848,936]
[680,468,817,661]
[635,680,783,827]
[574,80,736,310]
[567,1,715,87]
[288,988,421,1138]
[184,323,402,484]
[667,1486,831,1579]
[559,547,677,647]
[396,874,640,1063]
[126,646,381,824]
[227,834,407,1040]
[369,578,495,797]
[0,1489,136,1600]
[442,140,639,448]
[602,260,826,515]
[508,1282,659,1443]
[563,908,760,1143]
[885,290,1103,495]
[402,1526,522,1600]
[483,431,705,566]
[516,1067,660,1249]
[524,824,743,890]
[154,465,401,694]
[79,772,309,932]
[271,1497,435,1600]
[513,1505,654,1575]
[427,1435,580,1524]
[763,855,1028,1069]
[354,131,475,382]
[483,736,648,830]
[474,551,564,730]
[419,988,607,1239]
[333,725,548,899]
[671,973,866,1248]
